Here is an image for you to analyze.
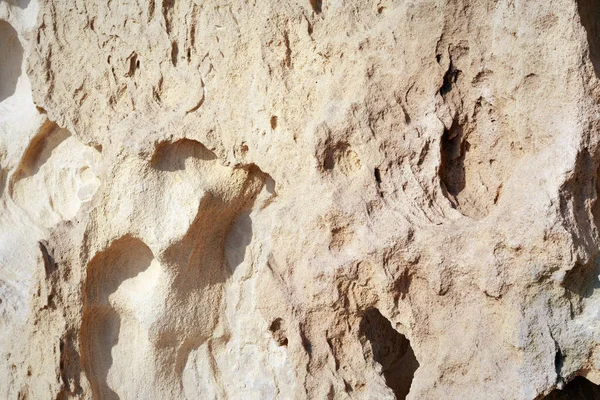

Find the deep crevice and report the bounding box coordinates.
[360,308,419,399]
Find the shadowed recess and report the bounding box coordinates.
[11,121,67,182]
[360,308,419,400]
[225,211,253,272]
[439,119,467,204]
[80,236,155,400]
[0,21,23,102]
[544,376,600,399]
[151,138,217,171]
[561,151,600,298]
[309,0,322,13]
[576,0,600,78]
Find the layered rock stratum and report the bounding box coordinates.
[1,0,600,399]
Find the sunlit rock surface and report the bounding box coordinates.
[1,0,600,399]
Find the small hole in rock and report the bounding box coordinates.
[360,308,419,400]
[270,116,278,130]
[269,318,288,346]
[439,120,466,203]
[374,168,382,183]
[309,0,322,13]
[127,54,138,77]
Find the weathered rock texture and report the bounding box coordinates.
[1,0,600,399]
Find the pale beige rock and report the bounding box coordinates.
[1,0,600,399]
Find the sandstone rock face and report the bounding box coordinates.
[1,0,599,399]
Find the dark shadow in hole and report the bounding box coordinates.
[225,211,253,272]
[360,308,419,400]
[374,168,382,184]
[439,120,468,204]
[310,0,322,13]
[439,61,462,97]
[576,0,600,79]
[544,376,600,399]
[58,331,84,398]
[0,21,23,102]
[323,141,350,171]
[151,138,217,172]
[269,318,288,346]
[563,257,600,299]
[265,175,276,194]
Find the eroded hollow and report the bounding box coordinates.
[81,236,159,400]
[10,122,101,226]
[438,97,511,219]
[544,376,600,399]
[269,318,288,346]
[576,0,600,78]
[309,0,322,13]
[322,142,361,176]
[0,20,23,102]
[147,137,271,391]
[439,120,467,202]
[360,308,419,399]
[12,121,68,181]
[151,138,217,171]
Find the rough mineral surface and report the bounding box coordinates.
[1,0,600,399]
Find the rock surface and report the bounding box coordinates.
[1,0,600,399]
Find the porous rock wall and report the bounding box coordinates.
[1,0,600,399]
